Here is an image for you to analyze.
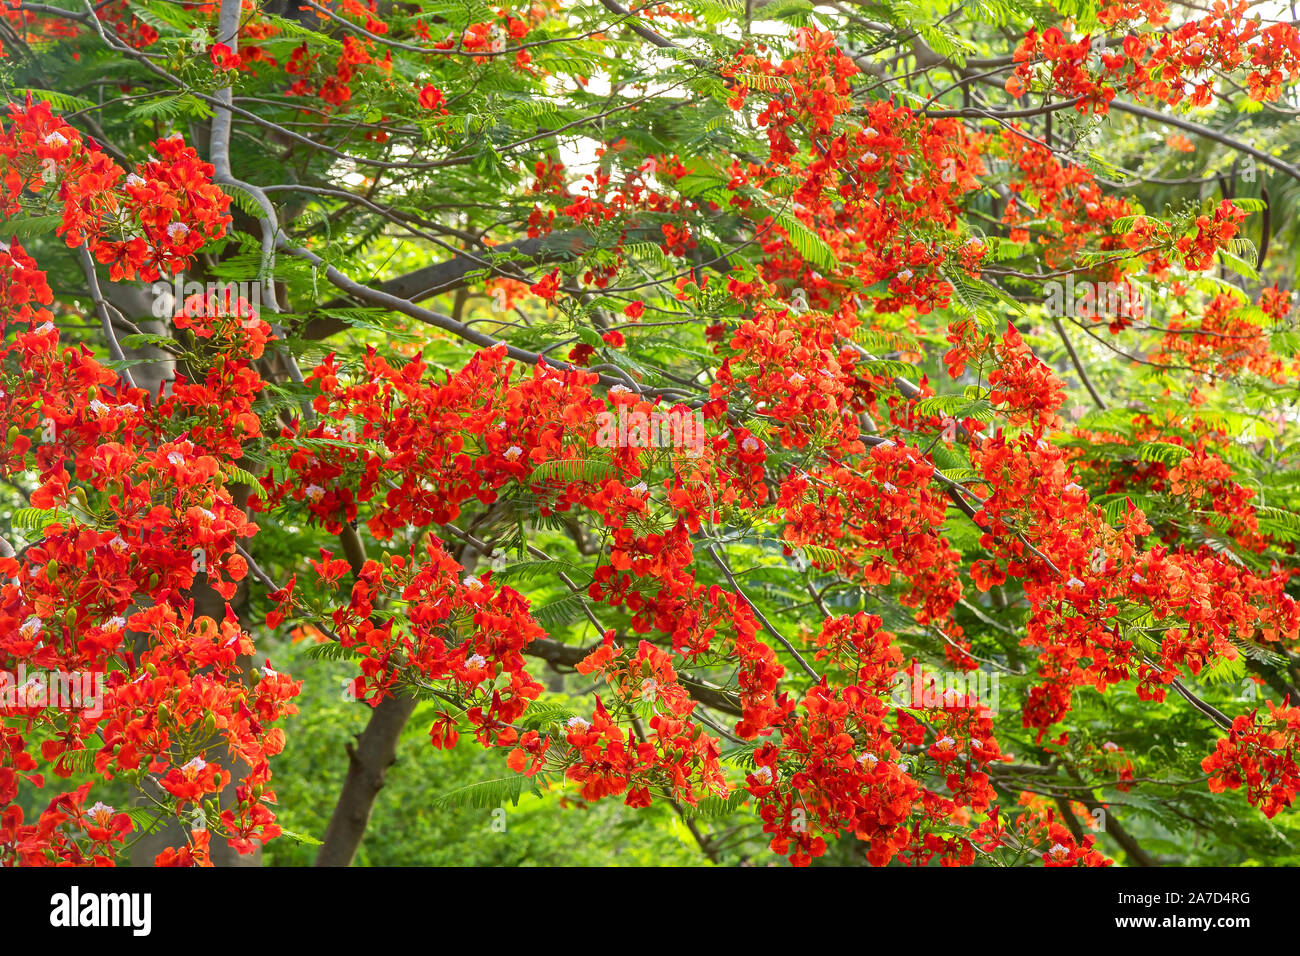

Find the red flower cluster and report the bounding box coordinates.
[0,102,231,281]
[1006,1,1300,110]
[1203,701,1300,817]
[0,212,296,863]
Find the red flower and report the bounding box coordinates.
[210,43,239,70]
[530,269,561,300]
[418,85,447,112]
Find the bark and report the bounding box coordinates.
[102,282,175,397]
[312,525,481,866]
[313,693,421,867]
[1064,766,1159,867]
[307,631,742,867]
[1096,803,1158,867]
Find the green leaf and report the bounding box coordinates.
[495,559,591,585]
[119,332,180,352]
[222,182,269,220]
[517,701,579,729]
[678,789,751,819]
[1136,441,1192,466]
[221,463,268,498]
[529,458,617,485]
[802,544,841,566]
[861,358,920,378]
[9,507,64,533]
[531,592,588,628]
[431,775,539,809]
[10,89,97,112]
[3,215,63,240]
[769,208,839,274]
[1230,197,1268,213]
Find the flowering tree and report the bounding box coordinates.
[2,0,1300,868]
